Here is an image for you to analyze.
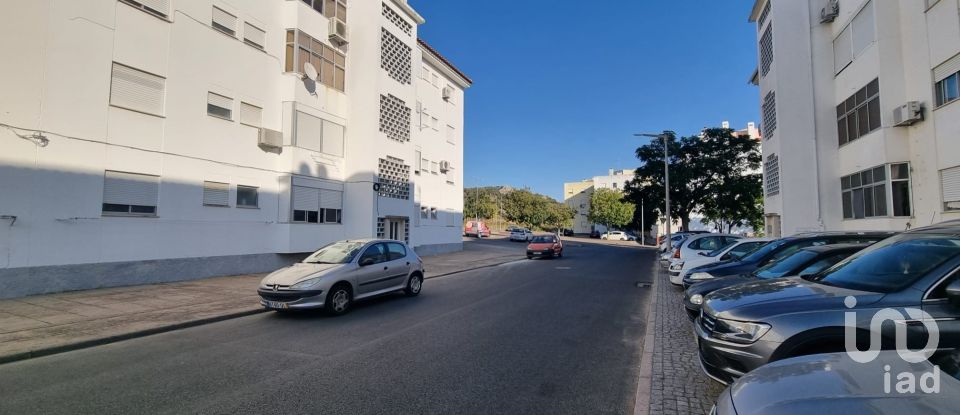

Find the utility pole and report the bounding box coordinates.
[635,131,675,248]
[641,199,645,246]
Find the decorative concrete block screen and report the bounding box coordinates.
[378,156,411,200]
[379,94,411,142]
[381,27,412,84]
[382,3,412,36]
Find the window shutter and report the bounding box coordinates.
[850,2,875,56]
[240,102,262,127]
[942,166,960,203]
[208,92,232,110]
[212,6,236,34]
[934,54,960,82]
[243,22,265,48]
[292,186,320,211]
[295,111,323,152]
[135,0,170,16]
[322,120,345,157]
[834,26,853,73]
[203,181,229,206]
[319,189,343,209]
[110,63,165,115]
[104,171,159,206]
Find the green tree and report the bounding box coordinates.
[502,189,572,231]
[588,188,635,231]
[463,188,497,220]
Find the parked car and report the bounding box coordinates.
[257,239,424,315]
[669,238,773,282]
[561,228,574,237]
[682,231,894,288]
[509,228,534,242]
[659,231,711,252]
[712,350,960,414]
[590,230,601,239]
[665,234,743,284]
[506,225,520,233]
[526,234,563,259]
[683,243,868,320]
[695,221,960,384]
[463,220,491,238]
[601,231,635,241]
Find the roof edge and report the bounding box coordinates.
[390,0,425,25]
[748,0,765,22]
[418,38,473,87]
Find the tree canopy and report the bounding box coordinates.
[588,188,635,230]
[465,187,574,232]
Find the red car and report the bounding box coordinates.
[464,221,491,237]
[526,234,563,259]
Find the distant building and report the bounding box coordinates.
[563,169,635,234]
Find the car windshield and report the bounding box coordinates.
[740,240,787,263]
[811,234,960,293]
[303,241,367,264]
[754,250,819,279]
[705,241,739,257]
[531,236,555,243]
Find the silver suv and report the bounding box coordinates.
[258,239,425,315]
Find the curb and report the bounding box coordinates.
[0,308,266,365]
[633,257,660,415]
[424,257,526,279]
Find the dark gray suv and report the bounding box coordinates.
[696,220,960,384]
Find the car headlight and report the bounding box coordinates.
[291,276,323,290]
[690,272,714,281]
[712,318,771,344]
[689,294,704,305]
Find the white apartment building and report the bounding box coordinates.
[751,0,960,237]
[563,169,636,234]
[0,0,472,298]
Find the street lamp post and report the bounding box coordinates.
[634,131,675,248]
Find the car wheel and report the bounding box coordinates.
[404,273,423,297]
[325,284,352,316]
[556,250,563,258]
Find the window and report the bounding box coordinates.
[292,186,342,224]
[381,28,412,84]
[430,116,439,130]
[240,102,262,127]
[378,157,411,200]
[942,166,960,211]
[421,206,429,219]
[300,0,347,20]
[431,161,439,175]
[243,22,266,49]
[764,154,780,196]
[759,24,774,77]
[102,171,159,216]
[933,53,960,108]
[120,0,168,18]
[207,92,233,120]
[430,207,438,220]
[834,1,875,74]
[295,111,323,152]
[322,120,345,157]
[414,150,422,175]
[284,30,346,92]
[110,63,165,116]
[211,6,236,36]
[837,79,880,145]
[421,157,429,174]
[762,91,777,138]
[360,244,387,265]
[841,163,911,219]
[379,94,412,142]
[237,185,259,208]
[203,181,230,207]
[383,3,412,35]
[387,242,407,260]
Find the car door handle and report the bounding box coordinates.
[406,262,410,265]
[383,266,389,270]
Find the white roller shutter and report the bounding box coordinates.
[934,54,960,82]
[320,189,343,209]
[131,0,169,16]
[834,27,853,73]
[110,63,165,116]
[203,181,229,206]
[244,22,265,48]
[104,171,159,206]
[942,166,960,209]
[851,1,875,56]
[212,6,236,35]
[295,111,323,152]
[208,92,232,110]
[322,121,345,157]
[240,102,262,127]
[292,186,320,211]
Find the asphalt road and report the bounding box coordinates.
[0,239,656,415]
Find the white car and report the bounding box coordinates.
[601,231,635,241]
[665,233,743,284]
[667,237,773,284]
[509,228,533,242]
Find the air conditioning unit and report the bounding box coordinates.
[820,0,839,23]
[258,128,283,149]
[329,18,348,45]
[893,101,923,127]
[439,160,451,173]
[442,87,453,101]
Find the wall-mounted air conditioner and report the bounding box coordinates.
[439,160,451,172]
[442,87,453,101]
[820,0,839,23]
[893,101,923,127]
[329,18,348,45]
[258,128,283,149]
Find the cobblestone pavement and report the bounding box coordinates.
[649,267,725,414]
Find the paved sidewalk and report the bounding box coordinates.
[0,240,523,364]
[647,267,724,414]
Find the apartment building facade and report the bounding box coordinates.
[0,0,471,298]
[751,0,960,237]
[563,169,636,235]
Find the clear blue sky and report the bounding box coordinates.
[414,1,759,201]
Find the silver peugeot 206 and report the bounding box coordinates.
[257,239,425,315]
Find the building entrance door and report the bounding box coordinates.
[383,217,406,242]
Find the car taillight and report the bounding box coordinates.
[673,248,681,259]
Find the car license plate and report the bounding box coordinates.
[264,300,288,309]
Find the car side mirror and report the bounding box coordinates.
[945,279,960,306]
[359,257,375,267]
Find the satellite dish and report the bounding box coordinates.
[303,62,318,81]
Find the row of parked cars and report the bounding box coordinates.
[659,221,960,414]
